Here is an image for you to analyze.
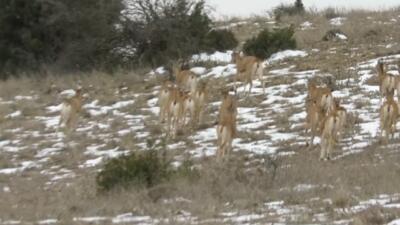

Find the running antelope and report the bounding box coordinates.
[307,79,334,115]
[158,80,175,123]
[305,99,325,148]
[318,98,348,160]
[231,51,265,97]
[182,92,196,126]
[334,98,347,139]
[218,90,238,132]
[216,90,238,159]
[192,81,208,125]
[319,108,341,161]
[376,59,399,103]
[172,62,197,94]
[166,88,185,138]
[59,88,83,133]
[379,95,399,143]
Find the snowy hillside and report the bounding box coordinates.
[2,12,400,225]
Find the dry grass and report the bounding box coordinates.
[352,207,400,225]
[2,8,400,225]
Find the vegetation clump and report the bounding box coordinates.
[243,27,297,59]
[204,29,238,52]
[273,0,305,21]
[96,139,198,191]
[0,0,237,76]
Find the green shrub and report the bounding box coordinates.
[125,0,214,67]
[96,149,171,191]
[243,27,297,60]
[173,159,200,181]
[96,139,199,191]
[204,29,238,52]
[0,0,124,76]
[0,0,218,74]
[273,0,305,21]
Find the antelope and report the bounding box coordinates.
[216,91,238,159]
[231,51,265,97]
[305,99,325,148]
[166,88,185,138]
[307,79,334,115]
[59,88,83,133]
[319,109,341,161]
[182,92,196,126]
[379,95,399,143]
[318,97,348,160]
[192,81,208,125]
[334,98,347,139]
[158,80,175,123]
[376,59,398,103]
[218,90,238,133]
[172,62,197,94]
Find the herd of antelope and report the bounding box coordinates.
[57,53,400,161]
[377,59,400,143]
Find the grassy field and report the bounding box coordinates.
[1,8,400,225]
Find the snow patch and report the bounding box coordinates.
[192,50,233,63]
[268,50,308,63]
[5,110,22,118]
[330,17,346,26]
[190,67,207,75]
[300,21,313,30]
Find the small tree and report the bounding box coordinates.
[122,0,215,67]
[273,0,305,21]
[96,139,199,192]
[0,0,124,76]
[205,29,238,52]
[295,0,305,12]
[243,27,297,60]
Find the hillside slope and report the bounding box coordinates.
[1,10,400,225]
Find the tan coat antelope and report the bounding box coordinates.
[231,52,265,97]
[379,95,399,143]
[59,88,83,133]
[172,63,198,94]
[216,90,238,159]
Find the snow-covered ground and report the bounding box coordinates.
[1,47,400,223]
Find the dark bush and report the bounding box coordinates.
[273,0,305,21]
[0,0,222,75]
[0,0,124,76]
[243,27,297,60]
[96,150,171,191]
[96,139,199,191]
[204,29,238,52]
[123,0,214,67]
[54,0,125,71]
